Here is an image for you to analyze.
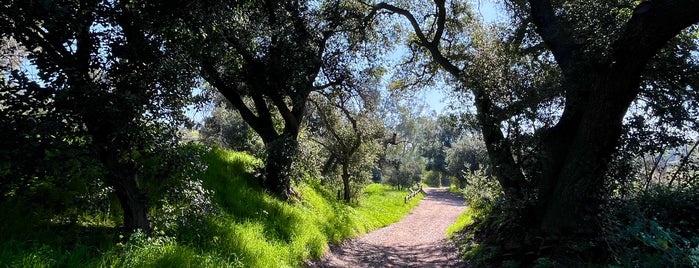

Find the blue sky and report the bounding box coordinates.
[187,1,503,122]
[424,0,505,113]
[423,0,502,114]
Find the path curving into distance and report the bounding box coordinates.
[308,187,467,268]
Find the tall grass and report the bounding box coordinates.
[0,147,422,267]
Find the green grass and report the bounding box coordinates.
[0,147,422,267]
[448,185,462,194]
[445,208,476,238]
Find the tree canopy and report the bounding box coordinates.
[1,0,699,265]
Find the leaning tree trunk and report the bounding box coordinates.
[263,131,299,200]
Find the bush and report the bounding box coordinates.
[461,168,502,211]
[422,170,442,187]
[148,144,216,236]
[601,186,699,267]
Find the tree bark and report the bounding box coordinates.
[92,139,153,234]
[472,87,527,200]
[536,69,638,233]
[262,130,299,200]
[108,172,152,234]
[524,0,699,235]
[342,164,351,202]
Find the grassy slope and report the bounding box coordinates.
[0,148,422,267]
[445,209,475,239]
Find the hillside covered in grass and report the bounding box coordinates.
[0,148,422,267]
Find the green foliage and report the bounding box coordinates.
[445,208,476,239]
[445,135,488,187]
[422,170,442,187]
[384,160,423,189]
[420,115,464,176]
[0,147,422,267]
[1,0,202,232]
[376,95,431,188]
[148,144,216,236]
[154,0,372,199]
[305,89,385,201]
[199,92,264,156]
[186,148,421,267]
[449,176,699,267]
[600,186,699,267]
[461,169,502,211]
[101,231,242,268]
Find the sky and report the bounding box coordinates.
[186,0,504,122]
[423,0,502,114]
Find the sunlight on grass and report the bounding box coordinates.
[446,208,475,238]
[0,147,423,267]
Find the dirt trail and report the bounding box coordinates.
[308,187,467,268]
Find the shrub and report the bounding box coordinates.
[422,170,442,187]
[601,186,699,267]
[462,168,502,211]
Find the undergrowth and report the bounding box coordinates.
[0,147,422,267]
[447,172,699,267]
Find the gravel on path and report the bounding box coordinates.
[307,187,468,268]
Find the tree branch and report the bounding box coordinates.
[373,2,463,77]
[432,0,446,44]
[201,58,270,136]
[268,90,299,132]
[527,0,578,72]
[309,97,350,151]
[611,0,699,83]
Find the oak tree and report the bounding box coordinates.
[368,0,699,236]
[1,0,197,233]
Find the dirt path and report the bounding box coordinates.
[308,187,467,268]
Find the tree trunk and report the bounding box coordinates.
[263,131,298,200]
[342,165,351,202]
[473,88,527,199]
[108,173,152,234]
[536,76,636,234]
[91,132,153,235]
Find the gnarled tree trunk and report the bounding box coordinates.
[535,73,638,233]
[95,142,153,234]
[262,130,299,200]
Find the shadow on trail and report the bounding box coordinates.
[313,239,463,268]
[421,188,466,207]
[308,187,467,268]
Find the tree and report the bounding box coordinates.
[420,114,464,186]
[199,91,264,155]
[445,134,488,188]
[1,0,197,233]
[159,0,367,200]
[306,82,383,202]
[368,0,699,237]
[375,93,427,187]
